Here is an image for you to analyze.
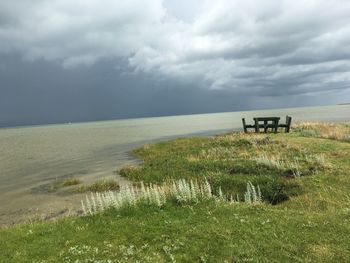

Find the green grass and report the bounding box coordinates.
[78,179,119,192]
[1,203,349,262]
[1,123,350,262]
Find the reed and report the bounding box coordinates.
[244,182,262,204]
[253,153,301,176]
[81,179,262,215]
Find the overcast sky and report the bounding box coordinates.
[1,0,350,127]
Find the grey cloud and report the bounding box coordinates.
[0,0,167,64]
[1,0,350,96]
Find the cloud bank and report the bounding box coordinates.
[1,0,350,96]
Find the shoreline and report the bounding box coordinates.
[0,105,349,226]
[0,103,344,130]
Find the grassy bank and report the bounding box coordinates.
[1,122,349,262]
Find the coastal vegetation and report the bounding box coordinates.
[62,177,81,187]
[81,179,262,215]
[0,122,349,262]
[78,179,120,193]
[293,121,350,142]
[31,177,82,194]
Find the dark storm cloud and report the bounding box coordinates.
[0,54,259,127]
[0,0,350,127]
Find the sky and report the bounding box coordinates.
[1,0,350,127]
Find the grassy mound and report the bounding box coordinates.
[120,130,337,205]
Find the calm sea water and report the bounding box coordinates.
[0,104,349,225]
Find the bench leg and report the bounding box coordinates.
[263,121,268,133]
[284,123,290,133]
[274,121,278,133]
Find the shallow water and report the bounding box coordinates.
[0,104,349,225]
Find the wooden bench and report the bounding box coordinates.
[242,116,292,133]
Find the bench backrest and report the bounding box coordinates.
[242,118,247,132]
[285,116,292,132]
[286,115,292,126]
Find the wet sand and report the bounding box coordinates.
[1,105,349,226]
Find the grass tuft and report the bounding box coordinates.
[78,179,119,193]
[62,177,81,187]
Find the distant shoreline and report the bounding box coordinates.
[0,103,347,130]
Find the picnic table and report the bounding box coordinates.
[242,116,292,133]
